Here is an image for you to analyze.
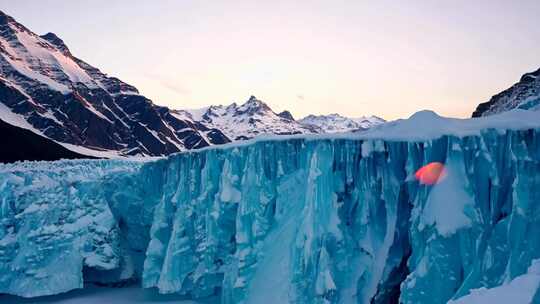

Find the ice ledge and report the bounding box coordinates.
[363,109,540,141]
[177,109,540,156]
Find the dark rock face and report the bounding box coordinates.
[473,67,540,117]
[0,118,93,163]
[277,110,295,121]
[0,11,230,158]
[40,32,70,54]
[234,95,273,116]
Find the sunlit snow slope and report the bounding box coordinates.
[1,110,540,303]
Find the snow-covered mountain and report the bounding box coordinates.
[176,95,321,140]
[178,96,384,140]
[0,10,384,160]
[473,67,540,117]
[0,11,230,157]
[298,113,385,133]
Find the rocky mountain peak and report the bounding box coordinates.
[245,95,267,107]
[473,66,540,117]
[277,110,295,121]
[40,32,71,55]
[519,68,540,83]
[237,95,272,114]
[0,10,14,25]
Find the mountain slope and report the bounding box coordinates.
[473,67,540,117]
[0,11,230,157]
[298,113,385,133]
[0,118,93,163]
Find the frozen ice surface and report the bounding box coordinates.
[447,260,540,304]
[1,110,540,303]
[0,284,219,304]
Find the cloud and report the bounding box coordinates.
[159,79,191,96]
[144,72,191,96]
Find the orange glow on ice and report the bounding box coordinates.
[415,162,447,185]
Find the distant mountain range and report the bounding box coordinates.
[473,67,540,117]
[173,96,320,140]
[175,95,384,141]
[298,113,385,133]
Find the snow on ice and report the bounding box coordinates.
[1,110,540,303]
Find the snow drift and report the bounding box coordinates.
[1,110,540,303]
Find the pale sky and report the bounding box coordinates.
[2,0,540,120]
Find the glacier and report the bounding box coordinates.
[1,110,540,303]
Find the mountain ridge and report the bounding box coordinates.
[299,113,385,133]
[178,95,385,140]
[176,95,321,140]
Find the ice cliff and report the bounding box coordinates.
[1,110,540,303]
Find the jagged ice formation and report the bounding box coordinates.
[1,110,540,303]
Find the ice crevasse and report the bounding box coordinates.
[1,110,540,303]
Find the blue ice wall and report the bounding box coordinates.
[1,128,539,303]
